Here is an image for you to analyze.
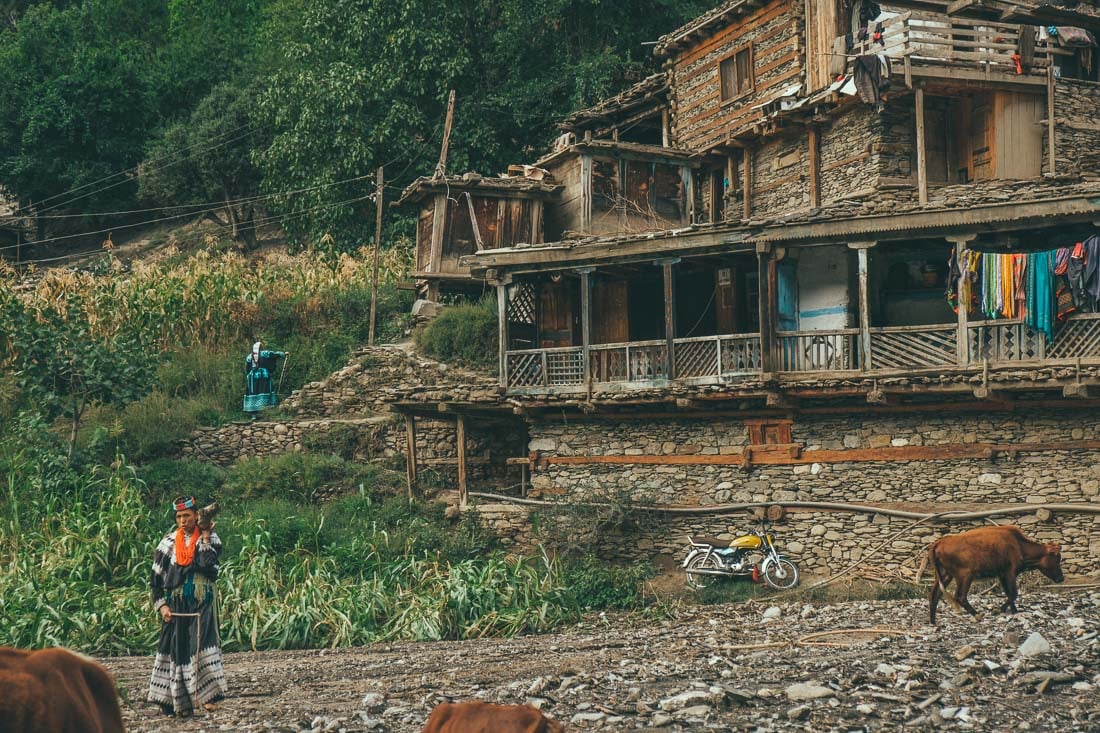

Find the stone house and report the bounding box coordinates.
[401,0,1100,577]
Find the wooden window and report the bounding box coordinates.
[719,45,754,103]
[746,419,792,446]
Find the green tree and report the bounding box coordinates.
[139,82,265,249]
[0,0,167,221]
[0,290,154,458]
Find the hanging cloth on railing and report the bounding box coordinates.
[1013,254,1027,320]
[1025,250,1055,342]
[1000,253,1016,319]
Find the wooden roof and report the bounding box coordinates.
[558,73,669,133]
[395,174,562,207]
[653,0,770,57]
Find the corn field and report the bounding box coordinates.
[0,453,580,656]
[0,245,413,356]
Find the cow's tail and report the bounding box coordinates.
[930,541,965,612]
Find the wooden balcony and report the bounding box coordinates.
[503,313,1100,393]
[843,11,1051,85]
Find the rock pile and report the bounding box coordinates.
[105,590,1100,732]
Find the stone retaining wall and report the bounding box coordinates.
[497,408,1100,577]
[1054,78,1100,179]
[180,417,394,466]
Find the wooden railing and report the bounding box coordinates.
[839,11,1050,79]
[969,319,1045,363]
[869,324,958,370]
[505,346,584,388]
[674,333,762,379]
[502,315,1100,389]
[777,329,859,372]
[590,340,669,383]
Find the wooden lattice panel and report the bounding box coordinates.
[869,326,957,370]
[1047,315,1100,359]
[545,350,584,386]
[630,345,669,380]
[508,283,536,326]
[675,340,719,378]
[506,352,545,388]
[970,321,1044,363]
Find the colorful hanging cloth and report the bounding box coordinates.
[1025,250,1055,342]
[1001,253,1015,318]
[1013,255,1027,320]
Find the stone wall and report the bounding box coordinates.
[514,409,1100,577]
[1053,78,1100,179]
[180,417,395,466]
[819,106,878,205]
[751,136,810,217]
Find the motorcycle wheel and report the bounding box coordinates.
[762,558,800,590]
[685,553,722,590]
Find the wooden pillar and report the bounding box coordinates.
[659,259,680,379]
[368,165,384,346]
[742,149,753,220]
[808,126,820,209]
[578,267,594,398]
[915,86,928,206]
[404,413,417,500]
[1047,65,1056,176]
[849,242,877,371]
[496,279,509,388]
[580,155,593,233]
[756,244,775,375]
[661,109,670,148]
[948,234,978,367]
[456,414,468,510]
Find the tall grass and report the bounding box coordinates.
[0,449,586,655]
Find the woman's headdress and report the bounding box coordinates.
[173,496,197,512]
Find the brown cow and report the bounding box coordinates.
[421,701,565,733]
[0,647,125,733]
[928,525,1064,624]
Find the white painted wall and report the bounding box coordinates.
[795,244,854,330]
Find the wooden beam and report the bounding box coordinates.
[457,414,468,510]
[915,86,928,206]
[663,260,677,379]
[1047,64,1056,176]
[742,149,753,220]
[497,281,508,388]
[850,242,876,371]
[757,246,775,374]
[579,267,593,399]
[404,414,417,500]
[808,126,820,209]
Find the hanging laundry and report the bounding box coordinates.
[1000,253,1015,318]
[1068,242,1088,309]
[1083,235,1100,310]
[1013,254,1027,320]
[1054,27,1097,48]
[1057,282,1077,322]
[853,54,891,111]
[859,0,882,27]
[1025,250,1055,342]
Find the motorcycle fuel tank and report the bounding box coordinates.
[729,534,763,549]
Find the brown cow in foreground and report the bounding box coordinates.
[929,525,1064,624]
[421,701,565,733]
[0,647,124,733]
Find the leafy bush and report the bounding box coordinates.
[414,296,498,368]
[562,555,655,610]
[137,458,225,507]
[222,453,383,505]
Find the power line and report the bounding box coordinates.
[31,122,258,214]
[0,174,376,252]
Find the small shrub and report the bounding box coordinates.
[115,391,228,461]
[222,452,377,505]
[561,555,655,610]
[137,458,225,507]
[414,296,498,368]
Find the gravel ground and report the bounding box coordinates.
[103,585,1100,732]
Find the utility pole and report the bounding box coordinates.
[368,166,384,346]
[434,89,457,180]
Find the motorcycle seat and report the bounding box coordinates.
[689,536,733,548]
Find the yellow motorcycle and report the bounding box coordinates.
[682,520,800,590]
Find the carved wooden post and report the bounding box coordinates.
[495,277,509,388]
[947,234,978,367]
[659,258,680,379]
[578,267,594,398]
[756,243,775,375]
[915,86,928,206]
[849,241,877,371]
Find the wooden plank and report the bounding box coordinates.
[1047,65,1056,175]
[856,245,873,370]
[457,414,467,509]
[404,414,417,499]
[821,151,871,172]
[539,438,1100,468]
[497,282,508,387]
[664,261,676,379]
[743,149,753,220]
[808,126,820,209]
[916,86,928,206]
[580,268,593,398]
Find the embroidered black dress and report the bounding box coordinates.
[243,350,286,414]
[147,530,227,716]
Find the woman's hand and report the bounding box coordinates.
[160,605,172,623]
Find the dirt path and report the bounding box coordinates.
[102,587,1100,732]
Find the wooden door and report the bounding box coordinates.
[777,260,799,332]
[539,280,575,348]
[994,92,1043,179]
[969,95,995,181]
[593,279,629,344]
